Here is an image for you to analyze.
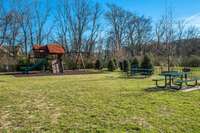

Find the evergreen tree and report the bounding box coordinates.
[141,55,153,69]
[123,60,129,72]
[119,61,123,70]
[95,60,102,70]
[107,60,115,71]
[113,59,118,68]
[131,58,139,68]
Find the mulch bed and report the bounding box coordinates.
[0,70,102,77]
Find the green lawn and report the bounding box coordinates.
[0,72,200,132]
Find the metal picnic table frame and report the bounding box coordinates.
[159,71,189,88]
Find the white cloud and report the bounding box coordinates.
[184,13,200,28]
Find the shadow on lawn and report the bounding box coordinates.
[144,87,177,92]
[117,75,148,80]
[0,80,6,82]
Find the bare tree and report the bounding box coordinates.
[56,0,92,55]
[6,12,21,56]
[55,0,102,57]
[33,0,51,45]
[185,26,200,39]
[183,26,200,56]
[68,0,91,52]
[126,14,152,56]
[155,19,165,48]
[0,0,8,47]
[105,4,130,60]
[176,20,186,41]
[55,0,69,52]
[85,3,102,57]
[134,16,152,55]
[126,13,137,56]
[17,1,33,57]
[161,8,176,71]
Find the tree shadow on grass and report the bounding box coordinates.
[117,75,149,80]
[144,87,177,92]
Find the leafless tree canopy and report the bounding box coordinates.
[0,0,199,69]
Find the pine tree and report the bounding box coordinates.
[141,55,153,69]
[107,60,115,71]
[123,60,129,72]
[95,60,101,70]
[131,58,139,68]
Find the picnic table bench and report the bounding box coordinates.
[175,78,198,88]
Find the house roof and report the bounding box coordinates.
[33,44,65,55]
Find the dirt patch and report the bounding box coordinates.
[0,111,11,129]
[11,70,102,77]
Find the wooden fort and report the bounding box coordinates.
[32,44,65,74]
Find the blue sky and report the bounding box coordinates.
[5,0,200,27]
[94,0,200,26]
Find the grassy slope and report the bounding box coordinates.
[0,72,200,133]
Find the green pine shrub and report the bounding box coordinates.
[107,60,115,71]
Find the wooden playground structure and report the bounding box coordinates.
[18,43,93,76]
[30,44,65,74]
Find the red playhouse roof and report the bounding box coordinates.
[47,44,65,54]
[33,44,65,55]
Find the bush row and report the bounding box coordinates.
[1,55,198,72]
[107,55,153,72]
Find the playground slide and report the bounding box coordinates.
[20,58,47,74]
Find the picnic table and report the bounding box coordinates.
[153,71,193,89]
[160,71,189,87]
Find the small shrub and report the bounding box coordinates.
[107,60,115,71]
[131,58,139,68]
[119,61,123,70]
[113,59,118,69]
[141,55,153,69]
[95,60,102,70]
[123,60,129,72]
[85,61,94,69]
[18,57,29,66]
[65,59,77,70]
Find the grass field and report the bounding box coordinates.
[0,71,200,132]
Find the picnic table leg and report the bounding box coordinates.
[185,74,187,80]
[169,76,172,88]
[165,76,167,87]
[177,82,183,90]
[172,78,174,84]
[159,76,167,88]
[155,81,158,87]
